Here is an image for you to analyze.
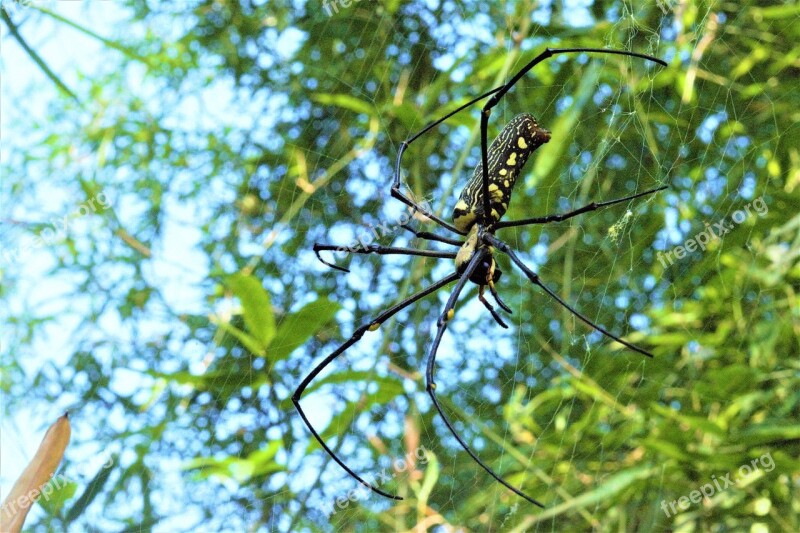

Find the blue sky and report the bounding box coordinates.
[2,3,315,527]
[2,0,137,518]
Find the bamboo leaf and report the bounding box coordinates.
[65,454,117,522]
[312,93,374,116]
[226,273,276,349]
[270,297,340,362]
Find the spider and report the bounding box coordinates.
[294,47,667,507]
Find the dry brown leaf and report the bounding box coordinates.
[0,412,71,533]
[404,415,420,471]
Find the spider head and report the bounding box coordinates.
[456,226,503,285]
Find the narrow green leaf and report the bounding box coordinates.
[211,316,265,357]
[738,424,800,445]
[226,273,276,349]
[416,452,439,506]
[184,441,284,483]
[643,438,692,461]
[270,297,341,362]
[304,371,405,398]
[533,466,655,520]
[35,6,154,66]
[649,403,726,437]
[529,63,600,188]
[312,93,374,116]
[65,455,117,522]
[751,4,800,19]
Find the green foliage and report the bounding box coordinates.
[2,0,798,531]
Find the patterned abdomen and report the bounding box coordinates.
[452,113,551,232]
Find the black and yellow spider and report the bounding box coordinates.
[295,47,667,507]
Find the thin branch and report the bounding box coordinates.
[1,8,79,102]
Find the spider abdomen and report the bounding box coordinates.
[452,113,551,232]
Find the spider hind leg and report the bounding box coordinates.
[293,271,461,501]
[426,248,546,508]
[484,233,653,358]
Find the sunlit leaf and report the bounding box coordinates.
[270,297,341,362]
[226,273,276,349]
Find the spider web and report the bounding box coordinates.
[282,3,682,529]
[278,1,786,530]
[3,1,786,532]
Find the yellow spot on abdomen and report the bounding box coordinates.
[454,211,476,232]
[518,137,528,149]
[506,152,517,166]
[499,168,508,176]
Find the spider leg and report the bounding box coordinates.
[293,271,460,501]
[483,234,653,358]
[313,243,456,273]
[494,186,667,229]
[392,86,506,236]
[478,285,508,329]
[425,248,546,507]
[478,48,666,227]
[488,280,512,314]
[400,223,462,247]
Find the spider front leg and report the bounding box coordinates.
[293,271,460,501]
[313,242,457,273]
[399,223,462,247]
[488,279,512,313]
[391,85,507,236]
[494,185,668,230]
[424,248,546,507]
[476,47,666,228]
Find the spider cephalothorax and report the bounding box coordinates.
[301,47,668,507]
